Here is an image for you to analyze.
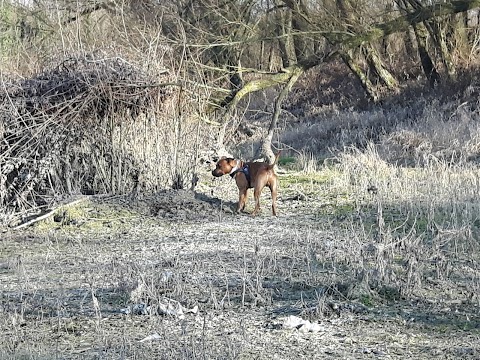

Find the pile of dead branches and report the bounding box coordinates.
[0,56,174,224]
[2,56,168,122]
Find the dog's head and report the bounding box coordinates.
[211,157,238,177]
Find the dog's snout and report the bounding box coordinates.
[212,169,223,177]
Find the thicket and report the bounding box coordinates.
[1,0,480,224]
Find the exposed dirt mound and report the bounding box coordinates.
[133,190,235,220]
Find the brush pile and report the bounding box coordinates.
[0,56,173,224]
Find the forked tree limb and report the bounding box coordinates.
[257,66,304,161]
[225,63,313,111]
[213,0,480,111]
[327,0,480,48]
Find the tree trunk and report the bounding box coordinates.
[340,50,379,102]
[283,0,313,61]
[336,0,397,95]
[433,21,456,79]
[227,53,243,91]
[260,40,265,70]
[412,22,441,87]
[258,68,303,162]
[363,46,399,89]
[466,9,480,44]
[399,0,441,87]
[329,0,480,50]
[448,12,469,59]
[275,6,297,68]
[405,0,456,79]
[215,114,232,158]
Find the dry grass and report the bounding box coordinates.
[332,143,480,294]
[276,74,480,164]
[1,155,479,359]
[1,2,480,358]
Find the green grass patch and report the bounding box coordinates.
[359,294,375,307]
[280,172,334,186]
[34,200,139,232]
[278,156,296,167]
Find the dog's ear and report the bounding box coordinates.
[211,156,233,162]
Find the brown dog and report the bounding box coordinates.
[212,152,280,216]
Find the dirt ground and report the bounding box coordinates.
[1,173,479,359]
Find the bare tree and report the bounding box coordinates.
[204,0,480,158]
[8,0,479,160]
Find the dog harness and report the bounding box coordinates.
[229,162,252,188]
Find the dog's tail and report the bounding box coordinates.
[268,151,281,169]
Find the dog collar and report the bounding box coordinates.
[229,163,252,188]
[228,160,241,176]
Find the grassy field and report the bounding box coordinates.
[1,151,479,359]
[2,2,480,359]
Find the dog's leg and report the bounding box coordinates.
[252,186,262,216]
[269,181,278,216]
[238,189,248,213]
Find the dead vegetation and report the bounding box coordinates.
[1,162,479,359]
[2,58,479,359]
[0,55,209,227]
[1,1,480,358]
